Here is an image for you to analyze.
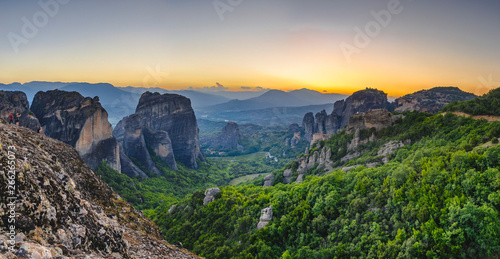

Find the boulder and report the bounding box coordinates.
[378,140,405,156]
[203,188,221,205]
[257,207,273,229]
[263,174,274,187]
[283,169,293,184]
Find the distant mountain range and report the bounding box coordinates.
[204,89,346,112]
[0,81,346,127]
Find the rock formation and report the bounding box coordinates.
[0,121,199,258]
[395,87,476,113]
[257,207,273,229]
[302,112,315,141]
[263,174,275,187]
[116,92,204,170]
[31,90,121,172]
[0,91,40,131]
[201,122,243,151]
[335,88,390,128]
[203,188,221,205]
[283,169,293,184]
[114,114,160,175]
[302,88,390,141]
[345,109,399,134]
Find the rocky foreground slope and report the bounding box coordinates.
[0,122,199,258]
[0,91,40,131]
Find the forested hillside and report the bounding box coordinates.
[151,111,500,258]
[444,88,500,116]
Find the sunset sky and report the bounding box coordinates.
[1,0,499,96]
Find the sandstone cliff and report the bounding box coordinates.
[302,88,389,141]
[0,122,199,258]
[0,91,40,131]
[31,90,121,172]
[116,92,204,170]
[114,113,177,175]
[394,87,476,113]
[345,109,399,134]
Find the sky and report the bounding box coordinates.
[0,0,499,96]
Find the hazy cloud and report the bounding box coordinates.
[186,82,229,92]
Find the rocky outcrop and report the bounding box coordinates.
[0,122,199,258]
[31,90,120,172]
[395,87,476,113]
[219,122,242,150]
[201,122,243,151]
[302,112,315,141]
[257,207,273,229]
[294,145,334,183]
[144,127,178,170]
[118,146,148,178]
[288,132,302,147]
[285,123,302,147]
[263,174,274,187]
[335,88,390,129]
[113,114,162,175]
[302,88,390,141]
[203,188,221,205]
[345,109,398,134]
[378,140,408,164]
[0,91,40,131]
[283,169,293,184]
[118,92,204,170]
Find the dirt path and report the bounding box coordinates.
[445,112,500,122]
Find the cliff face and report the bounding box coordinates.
[395,87,476,113]
[302,112,315,141]
[31,90,120,172]
[345,109,399,134]
[0,91,40,131]
[0,122,199,258]
[114,114,177,175]
[334,88,389,129]
[116,92,204,170]
[302,88,389,141]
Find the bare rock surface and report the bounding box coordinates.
[31,90,121,172]
[0,91,40,131]
[257,207,273,229]
[0,122,200,258]
[395,87,476,113]
[263,174,274,187]
[203,188,221,205]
